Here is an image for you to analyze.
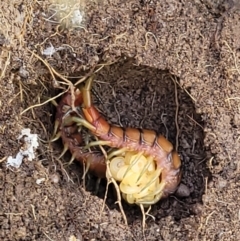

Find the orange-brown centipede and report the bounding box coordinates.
[72,76,182,199]
[53,88,106,178]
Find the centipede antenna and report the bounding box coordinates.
[50,131,61,142]
[58,143,69,159]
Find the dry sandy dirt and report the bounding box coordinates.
[1,0,240,240]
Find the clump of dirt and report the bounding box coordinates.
[1,0,240,240]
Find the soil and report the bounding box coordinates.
[0,0,240,240]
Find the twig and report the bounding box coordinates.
[171,76,179,151]
[0,156,7,163]
[151,91,156,112]
[114,102,123,127]
[98,144,128,225]
[160,113,169,139]
[142,32,159,50]
[186,114,204,130]
[139,204,147,241]
[20,89,68,115]
[223,41,240,75]
[174,79,196,102]
[225,97,240,101]
[0,50,11,80]
[27,49,79,111]
[42,232,55,241]
[30,204,37,220]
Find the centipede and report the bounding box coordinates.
[59,76,182,206]
[52,88,107,178]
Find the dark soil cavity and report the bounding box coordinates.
[86,59,209,222]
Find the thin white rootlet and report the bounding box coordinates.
[7,128,39,168]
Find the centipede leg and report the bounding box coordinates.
[50,131,61,142]
[137,161,152,183]
[62,115,76,126]
[51,99,58,107]
[71,116,96,132]
[84,140,112,150]
[52,120,60,137]
[137,191,163,206]
[139,168,162,194]
[68,154,76,165]
[58,143,69,159]
[107,148,127,160]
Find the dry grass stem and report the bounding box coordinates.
[97,144,128,226]
[0,50,11,80]
[186,114,204,130]
[142,32,159,50]
[171,76,179,151]
[20,90,68,115]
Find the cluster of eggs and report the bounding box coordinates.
[108,151,166,206]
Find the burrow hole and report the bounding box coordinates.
[58,58,209,222]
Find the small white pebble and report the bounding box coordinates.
[36,178,46,185]
[50,173,60,183]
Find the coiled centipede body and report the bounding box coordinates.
[71,76,182,201]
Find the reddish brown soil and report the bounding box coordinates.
[1,0,240,240]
